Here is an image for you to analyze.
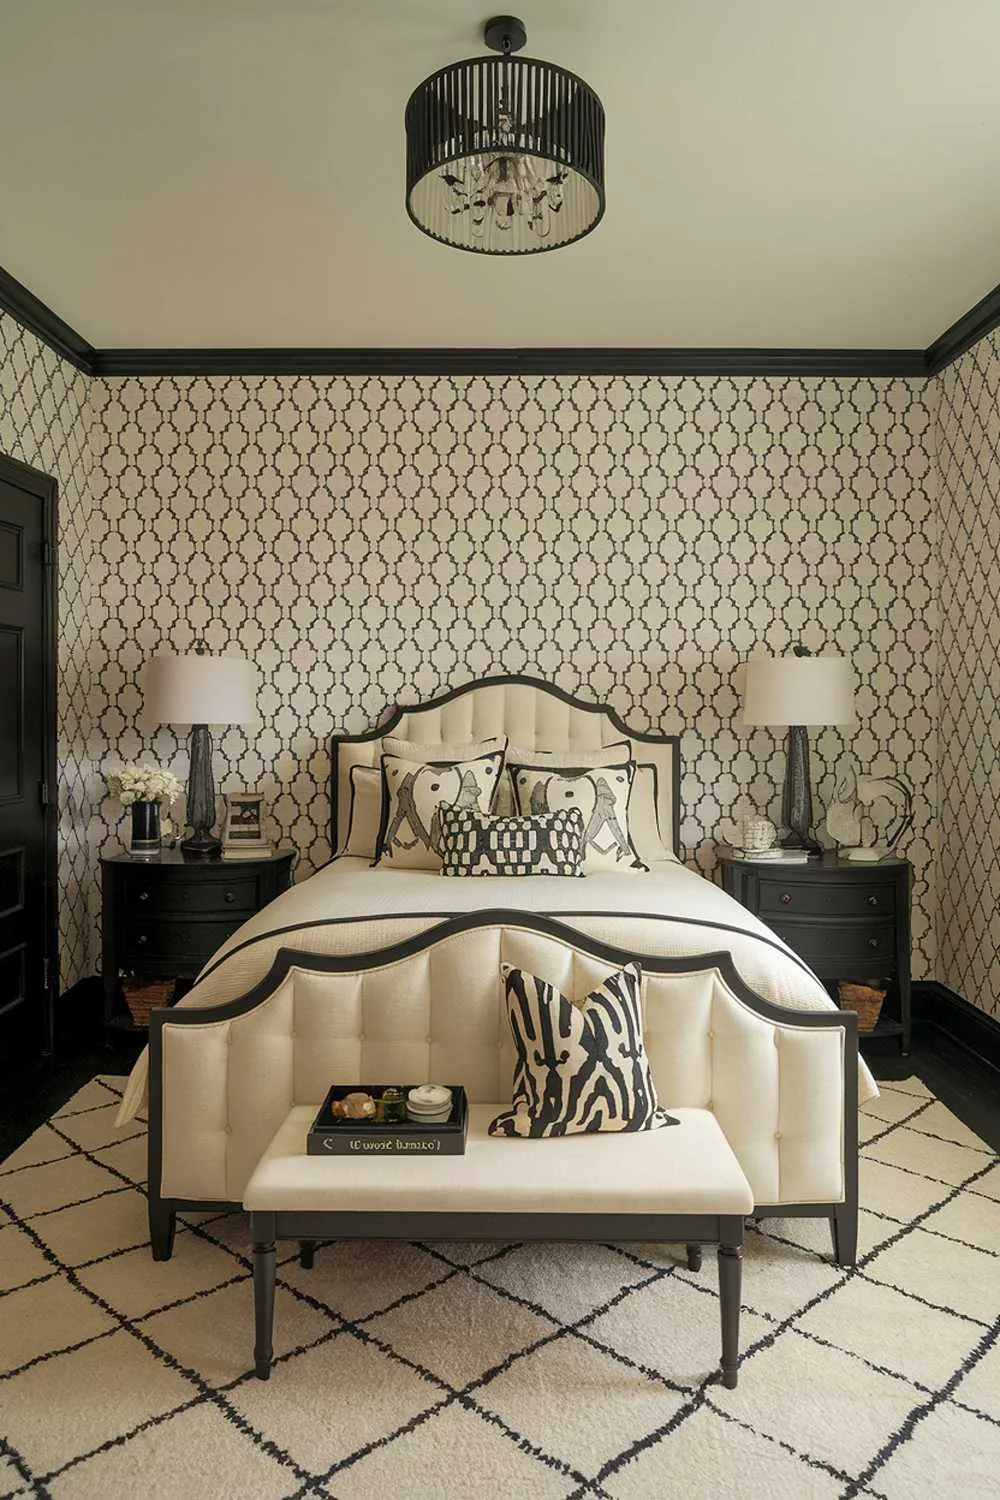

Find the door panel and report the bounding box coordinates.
[0,456,55,1067]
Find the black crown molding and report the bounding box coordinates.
[924,278,1000,376]
[0,265,95,374]
[88,346,926,378]
[0,262,997,380]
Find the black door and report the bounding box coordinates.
[0,454,56,1067]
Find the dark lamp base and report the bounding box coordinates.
[181,832,222,860]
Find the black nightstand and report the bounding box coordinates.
[101,849,294,1033]
[718,850,913,1054]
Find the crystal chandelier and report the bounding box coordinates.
[405,16,605,255]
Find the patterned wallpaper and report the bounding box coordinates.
[0,312,96,988]
[934,328,1000,1019]
[83,372,940,978]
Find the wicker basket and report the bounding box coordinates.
[122,977,175,1029]
[837,981,886,1033]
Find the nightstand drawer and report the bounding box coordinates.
[757,880,895,920]
[121,918,244,966]
[127,875,259,917]
[770,920,897,967]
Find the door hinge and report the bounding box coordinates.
[43,956,51,993]
[41,540,55,567]
[38,780,51,807]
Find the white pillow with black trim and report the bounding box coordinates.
[438,805,585,877]
[489,961,675,1138]
[496,743,629,815]
[508,759,647,873]
[382,733,507,762]
[343,765,382,859]
[376,749,505,870]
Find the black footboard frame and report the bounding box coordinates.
[147,909,858,1267]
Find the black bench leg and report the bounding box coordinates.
[298,1240,315,1269]
[831,1202,858,1268]
[686,1244,702,1272]
[718,1241,743,1389]
[253,1238,277,1379]
[149,1196,176,1262]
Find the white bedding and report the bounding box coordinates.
[117,857,877,1122]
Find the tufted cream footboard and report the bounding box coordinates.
[147,910,858,1264]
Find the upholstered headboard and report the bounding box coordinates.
[330,674,681,858]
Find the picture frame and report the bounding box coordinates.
[222,791,269,853]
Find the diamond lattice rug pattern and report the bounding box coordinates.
[1,1076,998,1499]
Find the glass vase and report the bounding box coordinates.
[129,800,162,858]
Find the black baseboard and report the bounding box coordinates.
[53,974,104,1051]
[913,981,1000,1076]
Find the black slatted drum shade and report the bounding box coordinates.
[406,54,605,254]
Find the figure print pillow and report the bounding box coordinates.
[376,749,505,870]
[508,760,647,872]
[489,961,675,1138]
[438,805,585,877]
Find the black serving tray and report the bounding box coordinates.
[307,1084,469,1156]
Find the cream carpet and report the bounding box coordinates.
[1,1076,999,1499]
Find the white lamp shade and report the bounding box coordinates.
[143,653,258,727]
[742,656,855,728]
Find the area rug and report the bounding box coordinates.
[1,1077,998,1499]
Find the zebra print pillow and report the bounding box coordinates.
[438,805,585,877]
[489,961,675,1138]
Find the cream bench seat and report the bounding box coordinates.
[244,1103,754,1387]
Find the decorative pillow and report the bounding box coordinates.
[629,763,678,865]
[376,750,505,870]
[438,806,585,877]
[496,742,630,815]
[508,760,647,873]
[382,734,507,762]
[343,765,382,859]
[489,961,674,1137]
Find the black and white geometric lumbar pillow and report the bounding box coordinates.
[375,749,506,870]
[507,760,647,874]
[489,961,674,1137]
[437,805,585,877]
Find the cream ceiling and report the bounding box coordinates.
[1,0,999,349]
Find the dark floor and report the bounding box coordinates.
[1,1022,998,1165]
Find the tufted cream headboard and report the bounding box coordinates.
[331,675,681,857]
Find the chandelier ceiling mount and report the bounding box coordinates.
[405,16,606,256]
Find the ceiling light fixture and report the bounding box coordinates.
[405,15,605,255]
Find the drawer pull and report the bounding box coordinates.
[224,891,236,904]
[780,892,792,905]
[867,894,879,907]
[138,890,149,903]
[868,937,879,949]
[137,933,148,945]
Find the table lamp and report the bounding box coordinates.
[144,646,258,859]
[741,647,856,853]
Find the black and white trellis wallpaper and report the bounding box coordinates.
[935,327,1000,1021]
[0,312,97,990]
[84,372,939,978]
[0,314,948,991]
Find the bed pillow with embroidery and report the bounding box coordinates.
[489,961,675,1137]
[507,759,647,873]
[375,749,505,871]
[437,805,585,877]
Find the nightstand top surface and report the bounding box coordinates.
[717,847,910,871]
[102,847,295,867]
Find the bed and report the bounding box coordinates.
[119,675,876,1248]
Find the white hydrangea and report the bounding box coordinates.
[106,766,184,807]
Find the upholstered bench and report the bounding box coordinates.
[243,1102,755,1387]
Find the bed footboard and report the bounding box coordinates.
[147,910,857,1263]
